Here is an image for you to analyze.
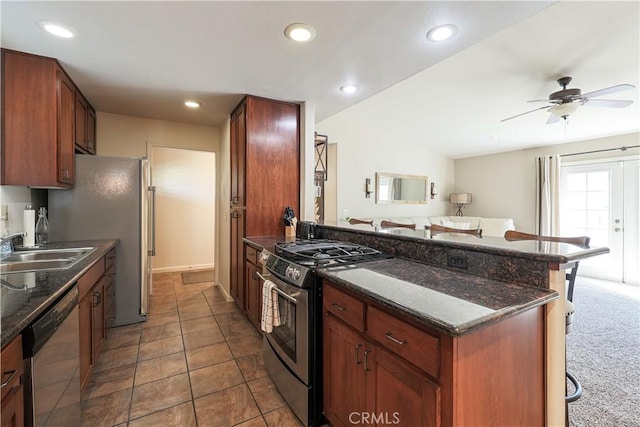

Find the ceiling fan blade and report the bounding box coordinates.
[546,114,560,125]
[527,99,558,104]
[501,105,552,122]
[584,99,633,108]
[581,84,635,99]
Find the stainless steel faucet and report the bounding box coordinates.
[1,231,26,254]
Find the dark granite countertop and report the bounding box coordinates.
[244,235,558,336]
[1,239,118,348]
[243,235,295,254]
[316,258,558,336]
[319,220,609,264]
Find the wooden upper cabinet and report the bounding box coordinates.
[58,69,75,185]
[243,96,300,236]
[74,91,97,155]
[75,93,88,149]
[1,49,96,187]
[87,107,97,154]
[230,103,246,207]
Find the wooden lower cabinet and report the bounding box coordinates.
[244,244,262,330]
[324,313,440,427]
[91,278,105,361]
[323,280,545,427]
[78,250,116,392]
[323,314,367,427]
[1,336,24,427]
[79,293,93,390]
[368,346,440,427]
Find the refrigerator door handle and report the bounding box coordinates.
[148,186,157,256]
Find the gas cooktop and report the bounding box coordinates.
[275,239,385,266]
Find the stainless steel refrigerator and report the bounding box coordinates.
[49,155,156,326]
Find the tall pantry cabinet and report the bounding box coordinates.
[230,96,300,312]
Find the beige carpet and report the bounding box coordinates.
[181,269,215,284]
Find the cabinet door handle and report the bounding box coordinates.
[355,344,362,365]
[385,332,407,345]
[332,303,346,311]
[92,292,101,307]
[232,197,240,204]
[232,211,241,219]
[252,270,258,280]
[1,370,17,388]
[363,350,371,372]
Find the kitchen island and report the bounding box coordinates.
[245,222,608,426]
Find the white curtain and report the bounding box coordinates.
[535,155,561,236]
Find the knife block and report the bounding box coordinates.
[285,225,296,237]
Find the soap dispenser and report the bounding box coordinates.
[35,207,49,245]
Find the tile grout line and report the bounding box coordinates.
[177,276,202,427]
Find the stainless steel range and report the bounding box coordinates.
[260,239,386,426]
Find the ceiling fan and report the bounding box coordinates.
[501,76,635,125]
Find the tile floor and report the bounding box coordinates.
[81,272,302,427]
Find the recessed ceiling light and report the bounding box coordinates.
[284,23,316,42]
[426,24,458,42]
[37,20,76,38]
[184,101,201,108]
[490,136,499,140]
[340,85,358,94]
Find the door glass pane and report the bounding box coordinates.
[566,172,587,191]
[566,191,587,209]
[587,191,608,210]
[586,210,608,228]
[587,171,609,191]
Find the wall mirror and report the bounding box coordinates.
[375,172,428,204]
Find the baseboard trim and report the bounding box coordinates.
[153,263,215,274]
[216,281,234,303]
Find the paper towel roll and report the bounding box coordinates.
[23,206,35,247]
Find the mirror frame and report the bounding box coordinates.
[375,172,429,204]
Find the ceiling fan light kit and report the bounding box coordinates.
[501,76,635,124]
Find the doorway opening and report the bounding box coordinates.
[560,159,639,284]
[151,146,216,273]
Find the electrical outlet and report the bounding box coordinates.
[342,209,349,219]
[447,255,468,269]
[0,205,8,221]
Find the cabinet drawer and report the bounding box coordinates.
[367,306,439,378]
[1,335,23,403]
[78,258,105,299]
[324,282,365,332]
[245,245,258,264]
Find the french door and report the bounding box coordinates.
[560,159,639,284]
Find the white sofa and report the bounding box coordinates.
[366,216,515,237]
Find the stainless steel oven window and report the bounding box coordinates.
[270,293,297,361]
[262,275,310,384]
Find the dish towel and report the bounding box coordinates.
[261,280,282,333]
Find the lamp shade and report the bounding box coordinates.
[449,193,472,204]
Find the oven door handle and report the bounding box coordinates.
[256,272,299,304]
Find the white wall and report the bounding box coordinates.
[0,186,32,235]
[96,112,220,157]
[96,111,223,279]
[316,98,453,221]
[151,147,215,272]
[454,132,640,233]
[217,118,231,300]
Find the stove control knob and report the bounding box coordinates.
[285,266,294,278]
[292,269,301,280]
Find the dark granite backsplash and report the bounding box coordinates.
[318,227,550,288]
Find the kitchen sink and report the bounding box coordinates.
[0,247,95,274]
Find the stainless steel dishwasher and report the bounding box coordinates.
[22,285,81,427]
